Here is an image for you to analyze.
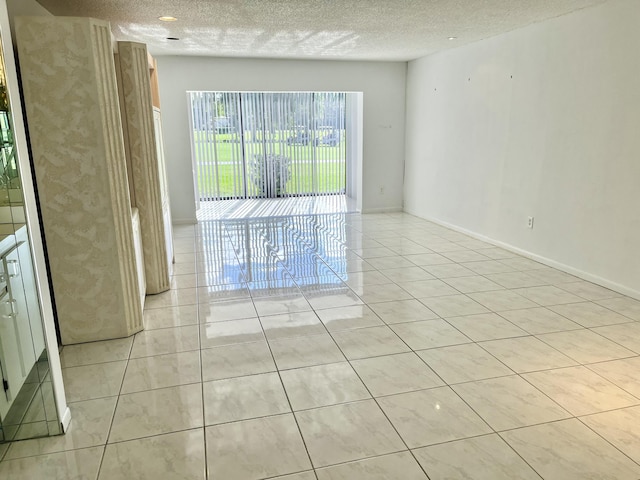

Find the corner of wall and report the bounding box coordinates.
[5,0,53,42]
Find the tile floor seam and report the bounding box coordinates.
[586,319,640,329]
[472,338,572,375]
[574,403,640,419]
[308,448,413,473]
[410,431,544,480]
[491,419,597,480]
[549,302,637,328]
[580,364,640,403]
[97,426,205,448]
[262,469,318,479]
[513,367,599,419]
[575,416,640,471]
[533,332,638,365]
[94,332,135,479]
[584,325,640,352]
[254,301,318,475]
[440,316,530,343]
[198,221,238,479]
[491,309,584,335]
[491,431,546,480]
[321,323,448,478]
[427,370,519,388]
[191,289,210,480]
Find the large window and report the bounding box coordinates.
[189,92,347,200]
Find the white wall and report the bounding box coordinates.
[155,56,406,222]
[404,0,640,297]
[346,93,364,212]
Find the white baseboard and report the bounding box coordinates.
[404,209,640,302]
[60,407,72,433]
[361,206,403,214]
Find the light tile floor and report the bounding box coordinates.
[3,212,640,479]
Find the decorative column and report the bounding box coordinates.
[15,16,143,344]
[116,41,171,294]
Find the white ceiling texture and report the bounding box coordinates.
[36,0,608,60]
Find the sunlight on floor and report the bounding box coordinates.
[196,195,356,220]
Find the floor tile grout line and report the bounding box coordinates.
[93,235,208,471]
[583,323,640,353]
[576,416,640,470]
[519,295,640,326]
[108,424,206,447]
[198,219,243,479]
[472,339,569,376]
[396,299,553,480]
[578,363,640,403]
[493,433,546,480]
[253,295,319,474]
[262,468,319,480]
[494,368,575,421]
[92,333,135,479]
[308,298,439,478]
[194,278,210,480]
[533,332,639,368]
[325,331,438,478]
[201,354,632,442]
[494,415,634,480]
[187,321,640,375]
[311,448,420,476]
[484,363,640,454]
[195,344,633,409]
[60,357,132,371]
[210,220,319,475]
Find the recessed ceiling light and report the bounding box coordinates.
[159,16,177,22]
[166,37,180,41]
[448,37,457,40]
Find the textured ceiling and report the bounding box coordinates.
[36,0,608,61]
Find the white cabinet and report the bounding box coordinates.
[0,230,43,420]
[0,283,25,420]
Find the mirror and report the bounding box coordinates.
[0,29,60,442]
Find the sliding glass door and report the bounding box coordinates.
[189,91,346,201]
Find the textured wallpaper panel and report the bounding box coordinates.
[117,41,170,294]
[16,16,143,344]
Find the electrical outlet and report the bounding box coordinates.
[379,185,385,195]
[527,216,534,229]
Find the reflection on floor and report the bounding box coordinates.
[0,352,59,443]
[196,194,355,220]
[3,211,640,479]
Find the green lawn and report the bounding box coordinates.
[192,130,346,198]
